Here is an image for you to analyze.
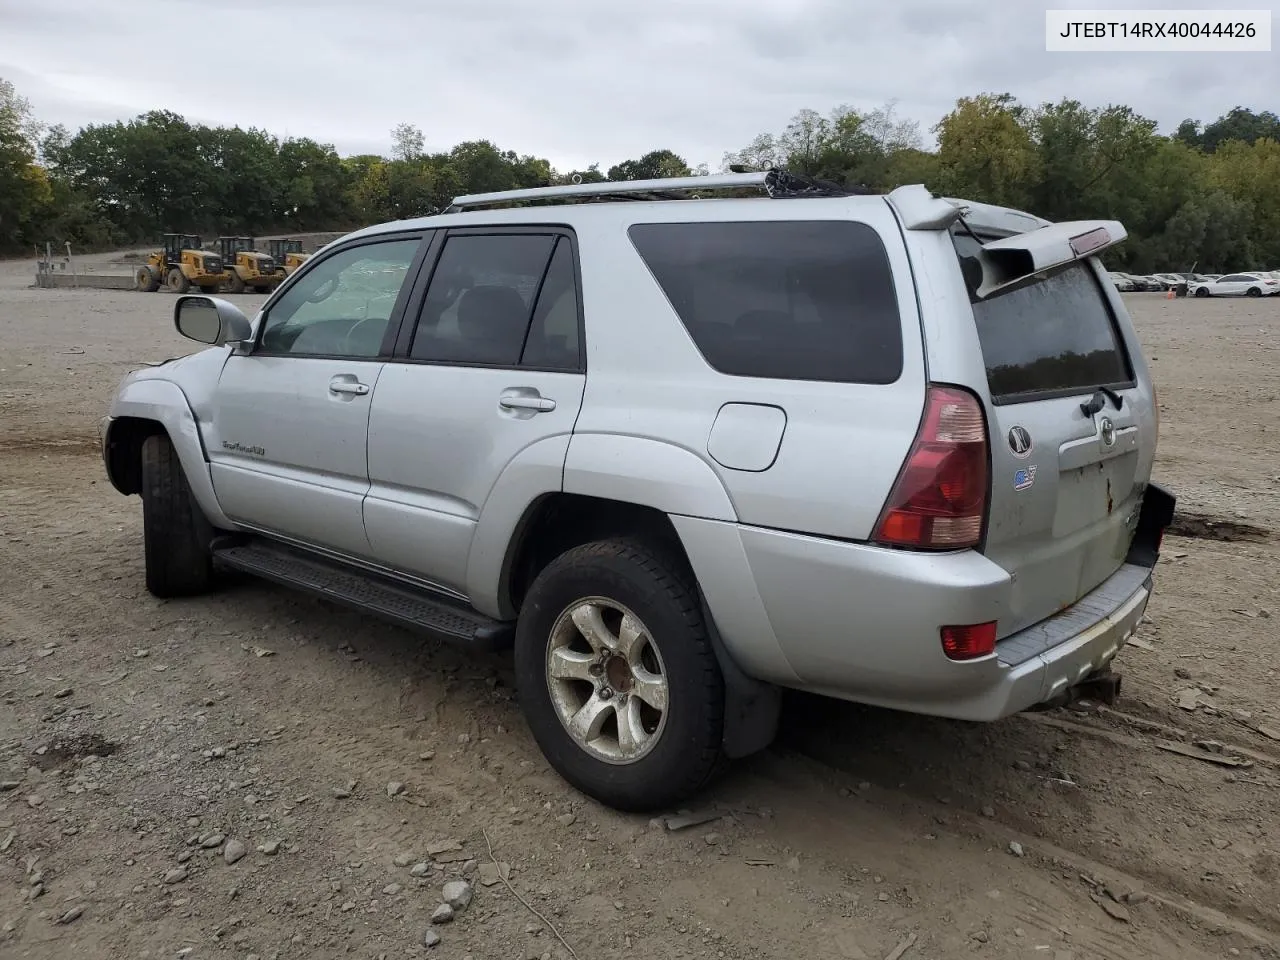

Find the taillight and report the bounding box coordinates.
[874,385,989,550]
[941,622,997,660]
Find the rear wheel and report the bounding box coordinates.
[166,268,190,294]
[514,538,725,812]
[1247,287,1262,298]
[140,433,214,598]
[135,266,159,292]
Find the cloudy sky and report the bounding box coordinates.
[1,0,1273,171]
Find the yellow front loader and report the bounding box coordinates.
[135,234,224,293]
[267,238,311,280]
[218,237,280,293]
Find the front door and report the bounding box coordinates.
[206,234,428,558]
[363,230,586,598]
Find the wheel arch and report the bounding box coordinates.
[499,492,780,759]
[105,378,234,528]
[104,415,166,495]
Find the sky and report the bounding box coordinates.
[1,0,1274,172]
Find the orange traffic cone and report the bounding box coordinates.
[1166,289,1175,299]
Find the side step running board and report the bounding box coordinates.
[212,540,514,650]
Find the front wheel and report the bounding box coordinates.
[1194,287,1209,297]
[227,271,246,294]
[166,268,190,293]
[514,539,725,812]
[140,433,215,598]
[136,267,159,292]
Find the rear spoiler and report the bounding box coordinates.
[886,185,1052,234]
[970,220,1127,298]
[883,185,1128,298]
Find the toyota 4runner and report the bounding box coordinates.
[101,170,1175,812]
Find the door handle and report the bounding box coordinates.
[329,379,370,396]
[499,394,556,413]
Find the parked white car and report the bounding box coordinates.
[1109,272,1136,292]
[1189,273,1280,298]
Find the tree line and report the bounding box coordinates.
[2,76,1278,273]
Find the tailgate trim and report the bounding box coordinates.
[997,562,1151,666]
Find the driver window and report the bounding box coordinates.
[258,238,421,357]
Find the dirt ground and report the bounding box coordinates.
[2,251,1278,960]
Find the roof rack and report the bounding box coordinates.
[444,168,871,213]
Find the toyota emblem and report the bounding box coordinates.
[1008,425,1033,458]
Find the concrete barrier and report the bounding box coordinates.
[35,271,136,290]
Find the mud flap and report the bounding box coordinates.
[698,592,781,759]
[1125,482,1177,568]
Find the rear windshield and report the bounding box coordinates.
[629,220,903,384]
[952,232,1133,403]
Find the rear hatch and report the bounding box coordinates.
[951,225,1153,637]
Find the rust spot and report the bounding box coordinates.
[1106,477,1114,515]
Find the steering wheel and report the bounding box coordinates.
[343,316,383,354]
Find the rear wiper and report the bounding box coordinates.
[1080,386,1123,417]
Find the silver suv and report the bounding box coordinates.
[101,170,1175,812]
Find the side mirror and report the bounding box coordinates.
[174,296,252,346]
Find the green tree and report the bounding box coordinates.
[1199,107,1280,153]
[607,149,692,181]
[276,136,351,229]
[0,78,52,249]
[391,123,425,162]
[1208,137,1280,267]
[559,163,607,184]
[933,93,1039,209]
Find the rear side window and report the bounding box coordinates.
[410,234,556,366]
[628,220,903,383]
[952,232,1133,404]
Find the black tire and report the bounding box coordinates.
[136,267,159,292]
[514,538,725,812]
[1247,287,1262,298]
[1194,286,1209,297]
[166,268,190,294]
[140,433,214,598]
[227,271,246,294]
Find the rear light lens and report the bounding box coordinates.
[874,385,990,550]
[941,622,997,660]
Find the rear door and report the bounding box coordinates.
[951,230,1154,636]
[362,228,587,597]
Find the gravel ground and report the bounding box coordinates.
[2,252,1278,960]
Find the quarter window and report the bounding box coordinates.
[628,220,904,384]
[521,238,582,371]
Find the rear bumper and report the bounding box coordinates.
[674,516,1158,722]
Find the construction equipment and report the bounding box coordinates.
[135,234,224,293]
[267,238,311,279]
[218,236,279,293]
